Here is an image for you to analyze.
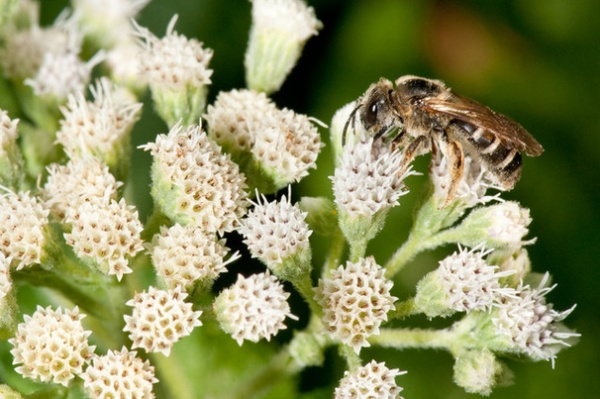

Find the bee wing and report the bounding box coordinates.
[423,93,544,156]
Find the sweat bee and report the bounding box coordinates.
[344,75,543,203]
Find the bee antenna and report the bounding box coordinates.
[342,103,362,146]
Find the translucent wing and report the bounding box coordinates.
[423,92,544,156]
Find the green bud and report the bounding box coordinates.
[289,331,326,368]
[413,270,455,318]
[453,349,503,396]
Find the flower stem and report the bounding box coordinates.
[339,344,362,371]
[369,327,456,351]
[322,229,345,276]
[388,298,418,319]
[152,351,196,399]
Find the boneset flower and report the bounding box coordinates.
[81,347,157,399]
[0,253,13,300]
[0,191,50,270]
[134,15,213,126]
[205,89,321,192]
[491,274,579,366]
[141,122,248,235]
[56,77,142,169]
[414,246,516,317]
[334,360,406,399]
[42,157,123,220]
[150,224,238,291]
[239,191,312,280]
[124,286,203,356]
[214,272,297,345]
[315,257,396,353]
[245,0,322,94]
[9,306,95,386]
[0,109,24,188]
[63,198,144,281]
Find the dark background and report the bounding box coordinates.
[40,1,600,398]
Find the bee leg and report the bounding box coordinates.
[399,134,429,173]
[443,140,465,207]
[390,128,407,152]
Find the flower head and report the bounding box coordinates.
[141,122,248,235]
[0,253,13,300]
[64,198,144,280]
[239,190,312,280]
[81,347,157,399]
[124,286,202,356]
[206,89,321,192]
[315,257,396,353]
[492,274,579,366]
[0,109,24,188]
[245,0,322,94]
[334,360,406,399]
[9,306,95,386]
[42,157,122,220]
[414,245,516,317]
[134,16,213,125]
[56,77,142,168]
[214,272,297,345]
[150,224,238,291]
[0,191,50,270]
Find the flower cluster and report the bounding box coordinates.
[0,1,579,398]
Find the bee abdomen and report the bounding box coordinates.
[453,120,523,189]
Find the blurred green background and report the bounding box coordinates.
[37,0,599,398]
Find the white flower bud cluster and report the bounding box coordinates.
[9,306,95,386]
[334,360,406,399]
[81,347,157,399]
[214,272,297,345]
[124,286,203,356]
[315,257,396,353]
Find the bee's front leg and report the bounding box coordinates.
[397,134,429,174]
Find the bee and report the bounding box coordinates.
[344,75,543,203]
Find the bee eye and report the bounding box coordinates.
[364,99,382,128]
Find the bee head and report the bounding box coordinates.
[359,79,400,138]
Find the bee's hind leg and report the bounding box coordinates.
[442,139,464,207]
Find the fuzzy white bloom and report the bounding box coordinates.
[334,360,406,399]
[453,349,502,396]
[105,40,145,90]
[141,123,248,235]
[64,198,144,281]
[206,89,322,190]
[25,50,103,102]
[315,257,396,353]
[73,0,150,48]
[0,4,76,80]
[9,306,95,386]
[42,157,122,220]
[239,190,312,278]
[0,253,13,300]
[0,109,19,157]
[56,77,142,164]
[329,101,367,164]
[124,286,203,356]
[134,16,213,125]
[492,274,579,366]
[81,347,158,399]
[414,246,517,317]
[332,137,413,218]
[214,272,297,345]
[0,191,50,270]
[150,224,238,290]
[245,0,322,94]
[484,202,532,246]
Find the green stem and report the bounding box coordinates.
[141,206,171,242]
[152,352,196,399]
[339,344,362,371]
[290,274,322,318]
[388,298,418,319]
[349,237,367,262]
[369,327,456,351]
[322,229,346,276]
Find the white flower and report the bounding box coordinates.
[64,198,144,281]
[214,272,297,345]
[124,286,203,356]
[140,122,248,234]
[150,224,238,290]
[56,77,142,165]
[334,360,406,399]
[0,253,13,300]
[492,274,579,366]
[332,136,412,218]
[9,306,95,386]
[414,245,516,317]
[315,257,396,353]
[81,347,157,399]
[0,191,50,270]
[245,0,322,94]
[239,190,312,278]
